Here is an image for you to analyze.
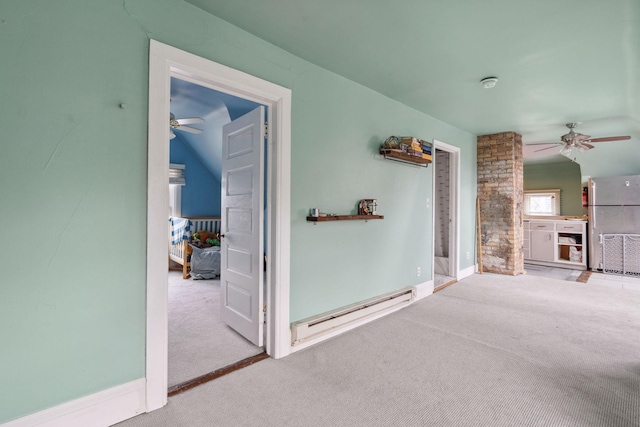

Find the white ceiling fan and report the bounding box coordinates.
[169,112,204,140]
[530,123,631,159]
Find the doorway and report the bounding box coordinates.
[432,140,460,291]
[146,40,292,412]
[166,77,266,388]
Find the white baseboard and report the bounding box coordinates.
[1,379,146,427]
[414,280,434,301]
[459,264,476,280]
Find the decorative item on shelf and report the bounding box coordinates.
[380,135,432,167]
[359,199,377,215]
[369,199,378,215]
[382,135,401,149]
[309,208,320,217]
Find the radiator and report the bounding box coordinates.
[291,288,415,345]
[602,234,640,277]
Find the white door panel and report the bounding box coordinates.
[227,208,253,234]
[221,106,264,346]
[227,247,253,276]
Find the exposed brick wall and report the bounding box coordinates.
[477,132,524,275]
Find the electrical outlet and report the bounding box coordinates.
[416,267,421,277]
[466,251,470,259]
[426,198,430,209]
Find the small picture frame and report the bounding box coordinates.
[359,199,377,215]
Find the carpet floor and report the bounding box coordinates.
[168,271,263,387]
[120,272,640,426]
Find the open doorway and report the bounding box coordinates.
[146,40,292,412]
[432,140,460,291]
[166,77,266,388]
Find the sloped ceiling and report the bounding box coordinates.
[186,0,640,159]
[170,77,261,177]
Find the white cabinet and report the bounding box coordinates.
[523,220,587,270]
[531,230,555,261]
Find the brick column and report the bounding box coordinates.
[477,132,524,275]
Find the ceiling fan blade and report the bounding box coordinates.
[176,117,204,125]
[534,145,561,153]
[176,125,204,135]
[525,141,564,145]
[588,136,631,143]
[573,134,591,142]
[170,130,176,140]
[581,142,595,150]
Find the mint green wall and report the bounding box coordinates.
[0,0,476,422]
[577,138,640,179]
[289,76,477,321]
[523,160,583,216]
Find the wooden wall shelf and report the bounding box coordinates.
[307,215,384,222]
[380,149,431,167]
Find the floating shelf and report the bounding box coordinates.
[307,215,384,222]
[380,149,431,167]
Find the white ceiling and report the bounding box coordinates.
[186,0,639,155]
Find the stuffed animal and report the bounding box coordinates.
[191,231,221,247]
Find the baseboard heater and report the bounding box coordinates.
[291,287,415,345]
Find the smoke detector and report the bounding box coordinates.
[481,77,498,89]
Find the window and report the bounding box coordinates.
[169,164,185,217]
[168,185,182,217]
[524,189,560,216]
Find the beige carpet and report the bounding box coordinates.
[168,271,263,387]
[120,272,640,426]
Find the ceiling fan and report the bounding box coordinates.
[169,113,204,140]
[531,123,631,158]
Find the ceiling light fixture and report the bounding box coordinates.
[481,77,498,89]
[559,145,572,158]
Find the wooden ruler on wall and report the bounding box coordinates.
[476,197,483,274]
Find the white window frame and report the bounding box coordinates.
[168,185,182,218]
[524,189,561,216]
[168,163,185,218]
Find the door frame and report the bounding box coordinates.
[146,40,291,412]
[432,140,460,279]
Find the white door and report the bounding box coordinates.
[220,106,265,346]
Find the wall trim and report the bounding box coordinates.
[0,379,145,427]
[459,264,477,279]
[414,280,435,300]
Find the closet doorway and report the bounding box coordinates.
[432,140,460,291]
